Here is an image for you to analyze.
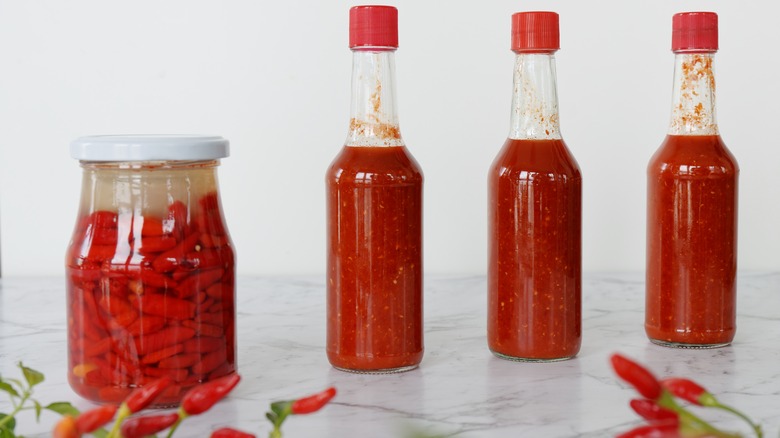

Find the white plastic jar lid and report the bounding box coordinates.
[70,135,229,161]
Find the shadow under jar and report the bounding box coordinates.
[66,135,236,406]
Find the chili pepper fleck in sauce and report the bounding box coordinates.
[326,145,423,372]
[488,138,581,361]
[645,134,738,346]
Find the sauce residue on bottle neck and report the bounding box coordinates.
[346,50,404,147]
[669,53,718,136]
[509,53,561,140]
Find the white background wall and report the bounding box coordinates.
[0,1,776,277]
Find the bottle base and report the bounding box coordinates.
[332,364,419,374]
[490,350,577,363]
[649,339,731,349]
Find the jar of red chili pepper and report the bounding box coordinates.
[66,135,236,405]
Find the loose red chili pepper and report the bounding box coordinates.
[210,427,256,438]
[291,387,337,415]
[53,416,80,438]
[659,377,717,406]
[180,373,241,415]
[75,404,118,433]
[124,376,173,413]
[120,413,180,438]
[610,353,662,400]
[629,399,679,424]
[615,420,680,438]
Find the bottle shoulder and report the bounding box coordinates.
[327,145,423,185]
[490,138,581,179]
[648,135,738,176]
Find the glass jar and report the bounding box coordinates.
[66,135,236,405]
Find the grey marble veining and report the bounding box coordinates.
[0,273,778,437]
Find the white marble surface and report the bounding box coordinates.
[1,273,779,437]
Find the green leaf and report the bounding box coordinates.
[91,428,109,438]
[0,413,16,431]
[44,402,80,417]
[270,401,291,416]
[17,363,43,388]
[0,427,16,438]
[266,411,277,422]
[0,381,19,399]
[4,380,24,393]
[32,400,41,422]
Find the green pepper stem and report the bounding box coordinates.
[106,403,131,438]
[0,390,30,429]
[164,409,187,438]
[658,391,740,438]
[711,402,763,438]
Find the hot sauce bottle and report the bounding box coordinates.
[487,12,582,362]
[646,12,738,348]
[326,6,424,373]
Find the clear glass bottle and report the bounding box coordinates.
[66,135,236,405]
[646,12,738,348]
[487,12,582,362]
[326,6,424,373]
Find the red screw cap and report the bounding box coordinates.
[512,11,559,53]
[349,5,398,49]
[672,12,718,52]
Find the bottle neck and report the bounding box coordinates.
[346,49,404,147]
[509,52,561,140]
[668,52,718,136]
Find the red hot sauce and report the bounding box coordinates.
[646,135,738,346]
[326,146,423,371]
[488,138,582,360]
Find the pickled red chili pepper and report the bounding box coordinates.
[67,191,236,406]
